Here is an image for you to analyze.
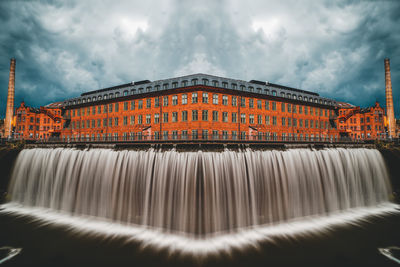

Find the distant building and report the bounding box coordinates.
[337,101,386,140]
[60,73,340,142]
[13,101,64,140]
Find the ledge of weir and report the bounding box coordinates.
[23,142,377,151]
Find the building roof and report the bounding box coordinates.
[64,73,337,108]
[45,101,64,108]
[336,101,356,108]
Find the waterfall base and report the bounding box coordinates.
[1,202,398,256]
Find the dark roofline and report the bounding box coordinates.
[264,82,319,96]
[81,82,134,96]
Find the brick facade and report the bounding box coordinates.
[61,85,339,142]
[337,101,386,139]
[14,102,63,140]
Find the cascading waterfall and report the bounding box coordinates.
[1,148,397,254]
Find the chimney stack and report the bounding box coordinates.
[384,58,396,138]
[4,58,16,138]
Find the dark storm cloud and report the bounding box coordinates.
[1,0,400,117]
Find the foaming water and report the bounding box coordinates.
[1,148,397,254]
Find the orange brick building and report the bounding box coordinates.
[60,74,340,142]
[14,101,63,140]
[337,101,386,140]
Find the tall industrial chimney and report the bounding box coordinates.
[384,58,396,138]
[4,58,16,138]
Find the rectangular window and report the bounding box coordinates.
[163,96,168,106]
[241,97,246,107]
[287,104,292,113]
[92,106,96,115]
[202,110,208,121]
[299,119,303,127]
[109,118,113,127]
[232,112,237,123]
[103,105,107,113]
[310,107,313,116]
[130,115,135,125]
[232,131,237,140]
[272,116,277,126]
[222,112,228,122]
[305,119,309,128]
[146,99,151,108]
[182,111,188,121]
[241,113,246,123]
[281,103,285,112]
[304,106,308,115]
[272,102,277,111]
[124,102,128,111]
[222,95,228,105]
[282,117,286,126]
[163,112,168,123]
[154,113,159,123]
[249,98,254,108]
[310,120,314,128]
[103,118,107,127]
[154,97,160,107]
[232,96,237,106]
[202,130,208,140]
[97,119,101,127]
[293,118,297,127]
[138,100,143,109]
[202,93,208,103]
[181,130,188,139]
[213,94,218,104]
[265,100,269,110]
[212,130,219,139]
[182,94,188,104]
[138,115,143,124]
[172,95,178,105]
[130,100,135,110]
[192,110,198,121]
[192,130,198,140]
[249,114,254,124]
[257,100,262,109]
[212,111,218,121]
[145,114,150,124]
[115,103,119,112]
[172,112,178,122]
[265,115,270,125]
[163,131,168,140]
[288,118,292,127]
[299,106,303,114]
[87,107,90,115]
[293,105,296,113]
[257,115,262,124]
[192,92,198,103]
[109,104,113,113]
[123,116,128,125]
[114,117,119,126]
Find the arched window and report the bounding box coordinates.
[287,93,291,99]
[109,93,114,98]
[304,96,307,101]
[293,95,297,100]
[191,79,198,86]
[272,90,277,96]
[115,92,120,97]
[123,90,128,96]
[82,99,86,103]
[98,95,102,100]
[202,79,209,85]
[280,92,285,97]
[298,96,302,100]
[104,95,108,100]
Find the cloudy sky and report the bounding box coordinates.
[1,0,399,117]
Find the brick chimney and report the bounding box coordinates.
[385,58,396,138]
[4,58,16,138]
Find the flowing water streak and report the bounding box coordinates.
[1,148,398,254]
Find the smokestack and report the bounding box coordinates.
[4,58,16,138]
[385,58,396,138]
